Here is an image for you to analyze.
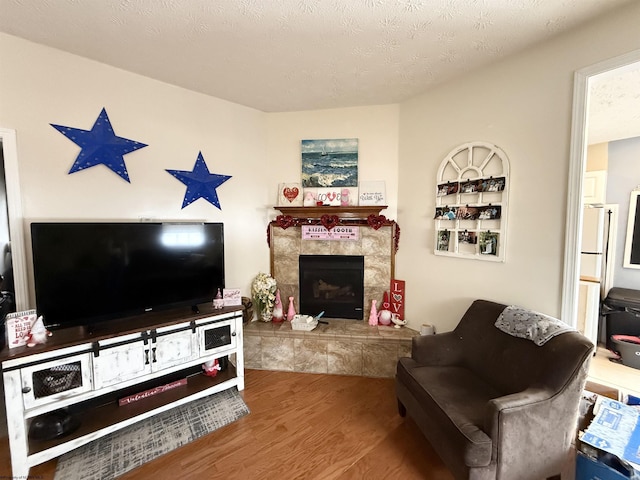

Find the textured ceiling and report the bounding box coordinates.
[588,63,640,145]
[0,0,638,143]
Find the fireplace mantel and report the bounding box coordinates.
[274,205,387,220]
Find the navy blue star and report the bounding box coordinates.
[166,152,232,209]
[51,108,148,182]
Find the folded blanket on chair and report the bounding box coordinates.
[495,305,575,346]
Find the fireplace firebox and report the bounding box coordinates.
[299,255,364,320]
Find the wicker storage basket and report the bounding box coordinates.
[291,315,318,331]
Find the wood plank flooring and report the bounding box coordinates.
[0,369,454,480]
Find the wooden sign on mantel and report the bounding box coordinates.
[302,225,360,241]
[390,279,405,320]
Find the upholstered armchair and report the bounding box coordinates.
[395,299,594,480]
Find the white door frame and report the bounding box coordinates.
[0,128,28,310]
[561,49,640,327]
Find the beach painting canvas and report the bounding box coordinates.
[301,138,358,188]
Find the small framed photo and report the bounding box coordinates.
[456,206,480,220]
[436,182,459,197]
[480,177,506,192]
[478,205,501,220]
[435,206,457,220]
[437,230,450,251]
[460,179,482,194]
[479,231,499,256]
[458,231,477,244]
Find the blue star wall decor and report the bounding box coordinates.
[51,108,148,182]
[166,152,232,210]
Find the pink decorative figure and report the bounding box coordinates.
[368,299,378,326]
[287,296,296,321]
[272,289,284,323]
[26,316,52,347]
[341,188,350,206]
[378,309,392,326]
[213,288,224,309]
[202,358,221,377]
[382,291,391,310]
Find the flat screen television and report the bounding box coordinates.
[30,222,225,330]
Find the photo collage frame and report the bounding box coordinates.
[433,142,510,262]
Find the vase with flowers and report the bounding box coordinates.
[251,272,277,322]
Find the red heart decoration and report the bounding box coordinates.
[283,187,299,203]
[320,214,340,230]
[367,214,387,230]
[276,215,295,229]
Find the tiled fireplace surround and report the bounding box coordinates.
[243,209,418,378]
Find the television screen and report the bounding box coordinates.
[30,222,225,330]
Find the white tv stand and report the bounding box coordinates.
[1,304,244,478]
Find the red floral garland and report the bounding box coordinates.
[267,214,400,252]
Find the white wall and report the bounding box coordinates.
[2,0,640,332]
[608,136,640,288]
[0,33,268,303]
[0,34,401,311]
[397,1,640,332]
[265,105,400,222]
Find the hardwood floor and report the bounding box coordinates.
[0,369,454,480]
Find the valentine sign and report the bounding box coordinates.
[223,288,242,306]
[277,183,303,206]
[302,187,358,206]
[302,225,360,240]
[390,279,405,320]
[6,309,37,348]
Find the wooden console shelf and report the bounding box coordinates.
[1,304,244,478]
[275,205,387,219]
[28,365,237,456]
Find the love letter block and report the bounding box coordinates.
[390,279,405,321]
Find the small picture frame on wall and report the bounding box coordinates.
[301,138,358,188]
[479,231,499,256]
[478,205,501,220]
[458,231,477,244]
[437,230,450,251]
[437,182,459,197]
[623,190,640,269]
[480,177,506,192]
[435,206,457,220]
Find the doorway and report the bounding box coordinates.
[563,50,640,326]
[0,128,28,311]
[562,50,640,396]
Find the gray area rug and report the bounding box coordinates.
[54,387,249,480]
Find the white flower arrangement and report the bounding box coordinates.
[251,272,277,321]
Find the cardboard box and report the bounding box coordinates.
[580,397,640,473]
[576,451,638,480]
